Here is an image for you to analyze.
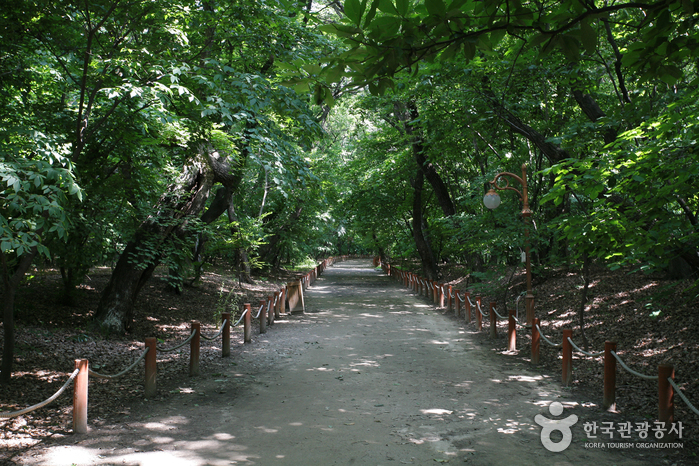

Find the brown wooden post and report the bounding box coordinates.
[438,284,444,308]
[275,290,282,318]
[446,285,452,312]
[145,337,157,396]
[243,304,252,343]
[73,359,88,434]
[258,300,267,334]
[603,341,616,410]
[222,313,231,358]
[279,287,286,315]
[267,296,274,326]
[190,321,200,377]
[476,296,483,331]
[658,364,675,425]
[508,310,516,351]
[562,329,573,386]
[532,318,540,365]
[489,302,497,339]
[465,292,471,322]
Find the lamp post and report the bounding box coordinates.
[483,163,535,327]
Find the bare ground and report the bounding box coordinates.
[1,260,698,464]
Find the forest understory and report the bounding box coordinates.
[1,262,698,464]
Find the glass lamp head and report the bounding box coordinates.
[483,188,501,210]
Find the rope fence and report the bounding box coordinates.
[0,368,80,420]
[0,257,338,435]
[89,348,150,380]
[383,261,698,430]
[157,329,197,352]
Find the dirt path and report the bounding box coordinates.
[16,260,667,465]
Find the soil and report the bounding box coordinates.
[2,260,695,465]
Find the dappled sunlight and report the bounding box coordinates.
[497,419,527,434]
[350,359,380,368]
[306,366,336,372]
[421,408,453,415]
[254,425,279,433]
[507,374,544,383]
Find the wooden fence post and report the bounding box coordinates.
[508,310,516,351]
[267,296,274,326]
[73,359,88,434]
[145,337,157,396]
[243,303,252,343]
[562,329,572,386]
[476,296,482,331]
[532,318,540,365]
[446,285,452,313]
[259,300,267,334]
[190,321,200,377]
[454,290,461,317]
[603,341,616,410]
[279,287,286,315]
[489,302,497,338]
[465,292,471,322]
[658,364,675,425]
[222,313,231,358]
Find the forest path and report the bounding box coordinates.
[18,260,658,465]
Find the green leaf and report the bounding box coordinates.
[489,28,506,46]
[344,0,364,26]
[377,0,398,15]
[580,19,597,54]
[425,0,446,16]
[365,0,380,26]
[396,0,409,16]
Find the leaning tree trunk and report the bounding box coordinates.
[93,145,241,333]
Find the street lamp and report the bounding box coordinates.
[483,163,535,327]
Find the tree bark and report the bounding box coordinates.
[93,143,241,333]
[227,203,254,284]
[411,170,439,279]
[404,101,456,217]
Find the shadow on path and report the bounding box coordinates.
[16,260,662,465]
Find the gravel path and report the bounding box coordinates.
[16,260,661,465]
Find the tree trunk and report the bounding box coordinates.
[412,170,439,279]
[404,101,456,217]
[93,144,240,333]
[227,203,254,284]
